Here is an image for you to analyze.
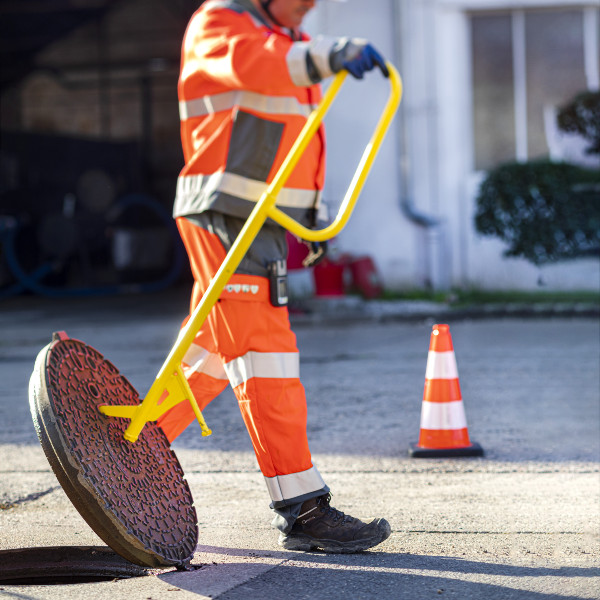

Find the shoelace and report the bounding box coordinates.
[317,493,354,524]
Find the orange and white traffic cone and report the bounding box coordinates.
[409,324,484,458]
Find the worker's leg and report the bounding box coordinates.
[211,293,329,513]
[157,308,230,442]
[168,215,390,552]
[158,217,235,442]
[173,215,328,510]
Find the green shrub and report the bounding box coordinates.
[474,160,600,264]
[556,90,600,156]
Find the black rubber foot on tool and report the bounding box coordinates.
[408,442,484,458]
[29,331,198,568]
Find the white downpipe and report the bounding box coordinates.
[584,7,600,90]
[512,10,528,162]
[392,0,447,290]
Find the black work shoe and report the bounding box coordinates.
[278,493,391,553]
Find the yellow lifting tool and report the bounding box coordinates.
[99,63,403,443]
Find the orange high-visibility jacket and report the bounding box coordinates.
[175,0,339,227]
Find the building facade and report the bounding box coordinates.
[306,0,600,291]
[1,0,599,293]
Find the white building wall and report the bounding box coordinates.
[434,0,600,291]
[305,1,415,290]
[435,7,473,287]
[308,0,599,292]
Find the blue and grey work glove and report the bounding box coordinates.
[330,38,389,79]
[302,240,328,268]
[299,36,389,84]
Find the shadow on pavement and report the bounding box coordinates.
[157,545,599,599]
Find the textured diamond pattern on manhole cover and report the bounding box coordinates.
[35,336,198,566]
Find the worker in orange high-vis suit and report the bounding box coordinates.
[159,0,391,553]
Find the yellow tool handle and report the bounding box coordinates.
[268,65,403,241]
[122,63,402,442]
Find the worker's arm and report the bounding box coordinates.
[182,7,388,93]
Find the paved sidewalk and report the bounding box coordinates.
[0,290,598,599]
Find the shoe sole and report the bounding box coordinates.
[278,518,391,554]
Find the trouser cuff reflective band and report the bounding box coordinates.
[265,466,326,506]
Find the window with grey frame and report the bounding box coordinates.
[470,7,599,172]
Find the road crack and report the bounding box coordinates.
[0,486,60,509]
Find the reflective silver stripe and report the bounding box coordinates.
[420,400,468,431]
[220,172,274,202]
[286,41,313,87]
[176,172,320,209]
[224,351,299,388]
[264,465,326,503]
[181,342,228,380]
[306,35,337,80]
[179,90,312,120]
[425,351,459,380]
[286,36,339,86]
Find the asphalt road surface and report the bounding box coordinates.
[0,291,598,599]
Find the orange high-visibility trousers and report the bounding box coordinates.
[159,217,327,507]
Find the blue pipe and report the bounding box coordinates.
[0,194,185,298]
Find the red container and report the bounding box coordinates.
[313,259,346,296]
[348,256,383,299]
[286,232,309,271]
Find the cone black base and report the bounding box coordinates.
[408,441,484,458]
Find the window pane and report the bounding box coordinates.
[525,10,586,159]
[471,14,515,171]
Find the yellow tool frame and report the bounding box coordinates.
[99,63,403,443]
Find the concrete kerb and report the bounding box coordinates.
[1,287,597,327]
[289,296,600,325]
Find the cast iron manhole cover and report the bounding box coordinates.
[28,332,198,568]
